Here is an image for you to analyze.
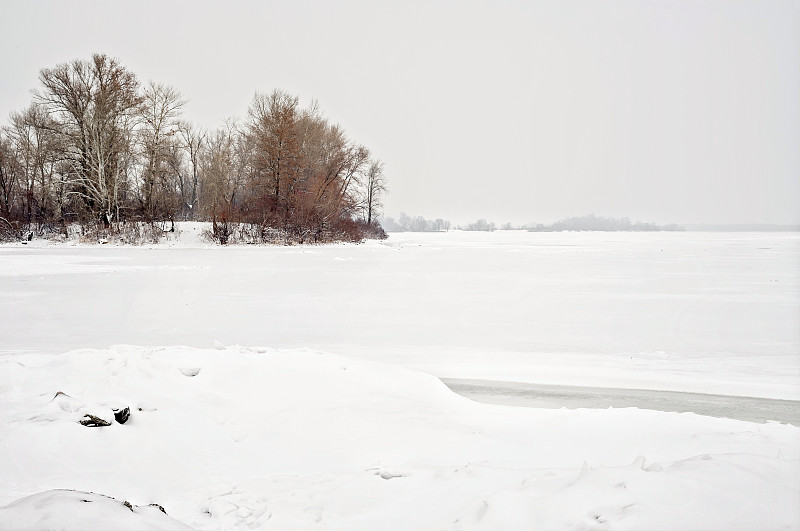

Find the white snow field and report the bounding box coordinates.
[1,227,799,529]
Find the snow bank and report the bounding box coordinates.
[2,345,798,529]
[0,490,192,530]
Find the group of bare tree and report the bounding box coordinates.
[0,53,387,243]
[525,214,683,232]
[381,212,451,232]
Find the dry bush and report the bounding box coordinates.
[361,221,388,240]
[0,217,23,242]
[75,222,168,245]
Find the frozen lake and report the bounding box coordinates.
[1,229,798,399]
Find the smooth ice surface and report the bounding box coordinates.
[445,379,800,425]
[1,345,798,530]
[1,227,798,399]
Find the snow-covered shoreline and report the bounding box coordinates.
[2,345,798,529]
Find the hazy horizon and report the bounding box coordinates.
[1,0,797,226]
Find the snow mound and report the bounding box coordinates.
[0,490,192,530]
[1,345,798,529]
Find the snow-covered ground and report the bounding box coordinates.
[1,227,798,529]
[2,345,799,530]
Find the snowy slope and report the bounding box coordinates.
[0,490,192,530]
[1,346,798,529]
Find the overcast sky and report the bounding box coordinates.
[1,0,798,225]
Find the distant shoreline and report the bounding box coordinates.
[683,224,800,232]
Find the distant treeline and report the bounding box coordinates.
[461,219,496,231]
[457,215,681,232]
[526,215,683,232]
[0,54,387,244]
[684,224,800,232]
[382,214,495,232]
[382,213,451,232]
[382,214,683,233]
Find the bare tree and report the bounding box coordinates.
[138,82,185,223]
[0,132,20,220]
[198,121,244,221]
[176,120,205,220]
[6,105,61,224]
[363,158,387,226]
[302,123,370,228]
[248,90,301,223]
[244,92,376,240]
[36,53,143,226]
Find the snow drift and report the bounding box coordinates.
[0,490,192,531]
[1,345,798,529]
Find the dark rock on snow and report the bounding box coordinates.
[114,407,130,424]
[79,414,112,427]
[76,405,130,427]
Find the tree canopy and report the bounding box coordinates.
[0,54,387,244]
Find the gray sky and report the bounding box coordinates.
[1,0,798,225]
